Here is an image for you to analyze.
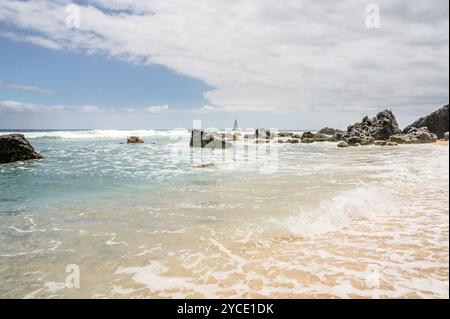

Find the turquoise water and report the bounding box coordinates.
[0,130,448,298]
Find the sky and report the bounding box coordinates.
[0,0,448,130]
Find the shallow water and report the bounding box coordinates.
[0,130,448,298]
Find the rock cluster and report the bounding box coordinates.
[301,132,335,143]
[403,104,449,139]
[190,130,232,149]
[342,110,401,146]
[389,127,438,144]
[0,134,43,164]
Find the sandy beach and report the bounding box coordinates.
[1,131,448,299]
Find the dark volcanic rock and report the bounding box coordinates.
[127,136,144,144]
[190,130,231,149]
[344,109,401,145]
[0,134,43,164]
[302,132,315,139]
[301,131,336,143]
[278,132,294,138]
[403,104,449,139]
[255,128,272,140]
[389,127,438,144]
[337,141,350,148]
[333,132,344,141]
[318,127,344,136]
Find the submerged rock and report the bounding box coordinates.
[403,104,449,139]
[127,136,144,144]
[192,163,216,169]
[0,134,43,164]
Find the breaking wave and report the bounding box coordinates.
[281,187,397,235]
[1,129,191,140]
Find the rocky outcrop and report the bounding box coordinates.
[127,136,144,144]
[318,127,344,136]
[403,126,438,143]
[190,130,231,149]
[389,127,438,144]
[403,104,449,139]
[301,132,336,144]
[278,132,294,138]
[343,110,401,146]
[255,128,272,140]
[0,134,43,164]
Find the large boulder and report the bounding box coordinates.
[403,104,449,139]
[127,136,144,144]
[0,134,43,164]
[389,127,438,144]
[255,128,272,140]
[337,141,350,148]
[190,130,231,149]
[318,127,344,136]
[344,109,401,145]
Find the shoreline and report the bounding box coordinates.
[433,140,449,146]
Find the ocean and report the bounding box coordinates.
[0,129,448,298]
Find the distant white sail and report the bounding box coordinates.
[233,119,239,131]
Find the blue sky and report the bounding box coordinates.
[0,0,448,130]
[0,37,213,111]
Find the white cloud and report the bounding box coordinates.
[0,100,36,112]
[0,100,172,115]
[0,0,448,115]
[145,104,169,114]
[0,100,105,113]
[0,80,56,95]
[194,105,219,113]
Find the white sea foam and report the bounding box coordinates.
[2,129,190,140]
[281,187,397,235]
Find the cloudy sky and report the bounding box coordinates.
[0,0,448,129]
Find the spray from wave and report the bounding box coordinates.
[281,187,397,235]
[1,129,191,140]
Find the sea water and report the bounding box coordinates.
[0,130,448,298]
